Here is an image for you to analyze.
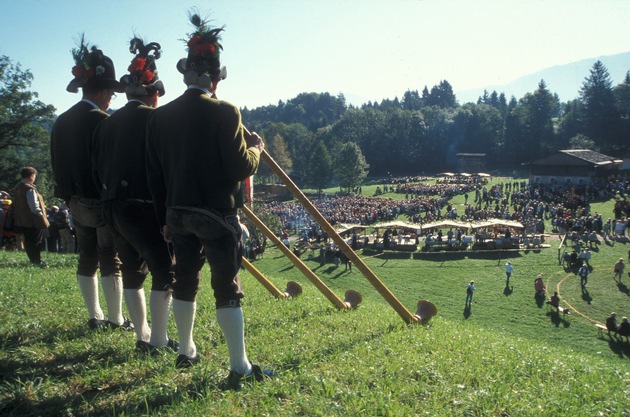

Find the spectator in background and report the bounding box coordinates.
[613,258,625,282]
[606,312,618,338]
[46,205,61,253]
[578,262,589,289]
[534,274,546,297]
[465,280,475,305]
[548,291,560,308]
[505,261,514,285]
[11,167,49,267]
[54,202,73,253]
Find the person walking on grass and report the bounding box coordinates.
[613,258,625,282]
[578,262,589,289]
[146,12,270,389]
[505,261,514,285]
[50,37,131,331]
[465,280,475,305]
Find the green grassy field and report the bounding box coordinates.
[1,196,629,416]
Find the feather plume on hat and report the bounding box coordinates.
[120,36,165,97]
[177,10,226,87]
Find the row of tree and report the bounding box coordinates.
[243,60,629,191]
[0,55,628,199]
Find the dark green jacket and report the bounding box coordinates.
[92,101,154,202]
[146,88,260,225]
[50,101,109,200]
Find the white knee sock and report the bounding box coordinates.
[77,274,104,320]
[149,290,172,347]
[124,288,150,342]
[216,307,251,375]
[101,273,123,325]
[172,299,196,357]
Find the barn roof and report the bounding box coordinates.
[527,149,617,166]
[558,149,616,164]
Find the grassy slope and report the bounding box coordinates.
[1,195,629,416]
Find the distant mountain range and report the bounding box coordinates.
[456,51,630,104]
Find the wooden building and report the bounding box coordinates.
[456,153,486,173]
[527,149,619,184]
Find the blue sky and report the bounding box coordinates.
[1,0,629,114]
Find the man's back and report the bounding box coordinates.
[92,101,154,201]
[51,101,109,200]
[146,89,259,222]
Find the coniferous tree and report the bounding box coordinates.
[333,142,369,193]
[614,71,630,145]
[305,141,333,195]
[580,60,623,154]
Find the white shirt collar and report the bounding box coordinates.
[80,99,100,110]
[187,85,211,96]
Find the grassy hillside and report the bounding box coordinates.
[1,198,629,416]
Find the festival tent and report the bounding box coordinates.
[335,223,368,235]
[476,173,491,177]
[420,220,472,230]
[371,221,421,231]
[469,219,524,229]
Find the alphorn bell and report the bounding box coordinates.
[415,300,438,325]
[284,281,303,298]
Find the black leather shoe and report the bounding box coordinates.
[166,339,179,352]
[87,318,107,330]
[135,340,152,352]
[175,353,201,369]
[107,318,134,331]
[219,363,273,391]
[136,339,179,355]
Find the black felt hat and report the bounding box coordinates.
[66,35,124,93]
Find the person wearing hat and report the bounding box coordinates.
[10,166,49,268]
[613,257,625,282]
[505,261,514,285]
[534,274,546,297]
[145,12,269,388]
[50,35,131,331]
[605,312,618,338]
[465,280,475,305]
[92,37,177,353]
[577,262,589,289]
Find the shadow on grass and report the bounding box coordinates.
[463,303,471,319]
[606,338,630,359]
[616,281,629,296]
[411,251,523,262]
[546,310,571,328]
[503,284,513,296]
[581,288,593,304]
[0,362,228,417]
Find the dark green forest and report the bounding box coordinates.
[242,60,630,189]
[1,54,629,199]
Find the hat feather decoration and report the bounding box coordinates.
[67,34,99,92]
[122,36,165,96]
[178,9,225,86]
[67,33,123,93]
